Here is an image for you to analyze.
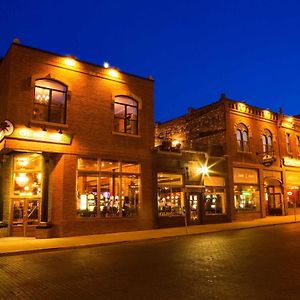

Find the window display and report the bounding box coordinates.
[157,173,184,216]
[77,159,140,218]
[204,188,226,214]
[234,185,260,211]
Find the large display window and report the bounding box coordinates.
[234,185,260,211]
[203,176,226,215]
[157,173,184,216]
[233,168,260,212]
[77,158,140,218]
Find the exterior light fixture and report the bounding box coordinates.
[103,61,110,68]
[64,57,76,67]
[237,102,247,113]
[108,68,119,78]
[263,110,271,119]
[199,165,209,176]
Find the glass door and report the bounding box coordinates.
[189,192,199,222]
[11,153,43,236]
[11,199,41,236]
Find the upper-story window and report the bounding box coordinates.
[114,96,138,135]
[286,132,291,153]
[236,123,250,152]
[262,129,273,154]
[33,79,67,124]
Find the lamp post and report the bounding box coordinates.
[199,164,209,224]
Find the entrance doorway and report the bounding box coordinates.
[265,184,283,216]
[11,198,41,236]
[188,192,202,223]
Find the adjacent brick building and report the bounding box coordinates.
[155,94,300,223]
[0,42,155,237]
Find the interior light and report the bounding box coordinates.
[16,173,29,187]
[80,194,87,210]
[172,140,181,147]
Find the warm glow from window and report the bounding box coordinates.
[64,57,76,67]
[108,68,119,78]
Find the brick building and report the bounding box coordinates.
[155,94,300,223]
[0,42,155,237]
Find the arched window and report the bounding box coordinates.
[33,79,67,124]
[114,96,138,135]
[262,129,273,154]
[236,124,249,152]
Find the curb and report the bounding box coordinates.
[0,220,299,257]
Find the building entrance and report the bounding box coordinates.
[265,180,283,216]
[188,192,202,224]
[11,198,40,236]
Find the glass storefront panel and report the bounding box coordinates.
[157,187,184,216]
[287,186,300,208]
[157,173,184,216]
[234,185,260,211]
[121,175,139,216]
[77,159,140,218]
[204,188,226,214]
[77,175,98,217]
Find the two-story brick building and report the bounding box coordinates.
[155,94,300,223]
[0,42,155,237]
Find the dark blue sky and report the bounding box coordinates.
[1,0,300,122]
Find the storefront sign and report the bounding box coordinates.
[283,157,300,167]
[204,176,225,187]
[0,119,14,142]
[286,171,300,185]
[233,168,258,184]
[10,127,72,145]
[261,154,275,167]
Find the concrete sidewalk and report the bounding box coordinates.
[0,215,299,256]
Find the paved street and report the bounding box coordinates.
[1,223,300,300]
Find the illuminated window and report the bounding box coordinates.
[114,96,138,135]
[286,133,291,153]
[234,185,260,211]
[262,129,273,154]
[77,159,140,218]
[33,79,67,124]
[157,173,184,216]
[236,123,249,152]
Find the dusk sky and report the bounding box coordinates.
[1,0,300,122]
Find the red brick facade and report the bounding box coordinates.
[0,42,155,237]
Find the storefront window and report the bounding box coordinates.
[287,186,300,208]
[77,159,140,218]
[13,154,43,197]
[157,173,184,216]
[234,185,260,211]
[204,188,226,214]
[158,187,183,216]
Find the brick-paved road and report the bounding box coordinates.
[1,223,300,300]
